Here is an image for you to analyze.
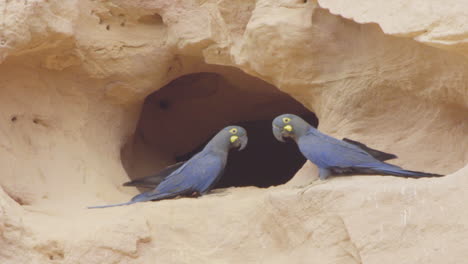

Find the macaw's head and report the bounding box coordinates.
[272,114,309,142]
[222,125,248,151]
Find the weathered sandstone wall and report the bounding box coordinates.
[0,0,467,263]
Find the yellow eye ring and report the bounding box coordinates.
[282,117,291,123]
[229,128,238,134]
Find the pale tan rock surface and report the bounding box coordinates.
[319,0,468,56]
[0,0,467,263]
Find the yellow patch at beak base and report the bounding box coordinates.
[284,125,293,132]
[230,135,239,143]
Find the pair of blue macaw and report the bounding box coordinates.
[89,114,441,209]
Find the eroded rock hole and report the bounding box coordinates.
[138,13,164,25]
[121,67,318,189]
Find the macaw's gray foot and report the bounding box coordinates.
[319,168,331,180]
[298,179,326,196]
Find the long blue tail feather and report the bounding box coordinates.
[87,201,136,209]
[358,163,443,178]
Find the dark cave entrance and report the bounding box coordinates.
[121,67,318,189]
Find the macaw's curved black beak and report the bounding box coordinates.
[237,135,248,151]
[272,125,286,142]
[231,134,248,151]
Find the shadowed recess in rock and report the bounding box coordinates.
[120,67,318,189]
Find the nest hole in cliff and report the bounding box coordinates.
[121,67,318,189]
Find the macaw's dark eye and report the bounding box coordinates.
[282,117,291,123]
[229,128,238,134]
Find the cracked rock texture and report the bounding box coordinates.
[0,0,467,263]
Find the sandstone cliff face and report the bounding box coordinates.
[0,0,467,263]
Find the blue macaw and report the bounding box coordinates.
[88,126,248,208]
[272,114,443,180]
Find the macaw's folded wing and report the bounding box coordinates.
[122,161,186,188]
[342,138,398,161]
